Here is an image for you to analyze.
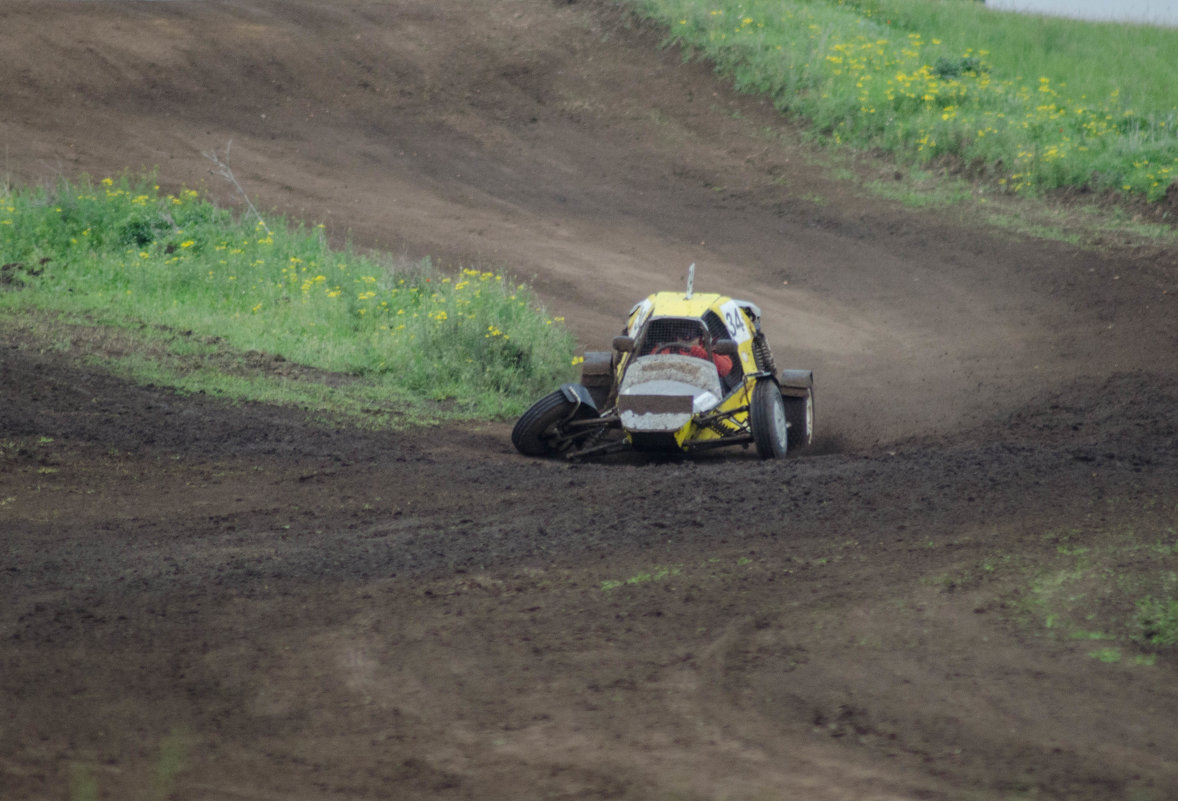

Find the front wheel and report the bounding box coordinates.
[512,390,594,457]
[749,378,788,459]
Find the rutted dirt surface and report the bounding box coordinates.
[3,1,1178,799]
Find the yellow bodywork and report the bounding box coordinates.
[651,376,757,450]
[616,291,763,451]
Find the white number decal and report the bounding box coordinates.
[720,301,750,342]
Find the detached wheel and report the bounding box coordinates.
[512,390,593,457]
[784,388,814,451]
[750,378,788,459]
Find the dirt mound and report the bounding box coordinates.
[3,2,1178,800]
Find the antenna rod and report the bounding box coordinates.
[685,263,695,299]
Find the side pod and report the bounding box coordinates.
[559,383,599,415]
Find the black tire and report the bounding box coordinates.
[511,390,591,457]
[749,378,788,459]
[784,388,814,451]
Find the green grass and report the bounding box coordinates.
[601,564,684,592]
[622,0,1178,201]
[0,176,579,422]
[66,730,187,801]
[1136,594,1178,648]
[599,554,765,592]
[945,522,1178,664]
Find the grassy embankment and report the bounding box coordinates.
[624,0,1178,220]
[0,176,578,425]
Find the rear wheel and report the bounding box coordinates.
[784,388,814,451]
[512,391,594,457]
[749,379,788,459]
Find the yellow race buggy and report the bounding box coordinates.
[512,271,814,460]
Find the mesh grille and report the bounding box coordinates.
[637,318,709,356]
[703,310,729,343]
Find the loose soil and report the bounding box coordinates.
[3,2,1178,799]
